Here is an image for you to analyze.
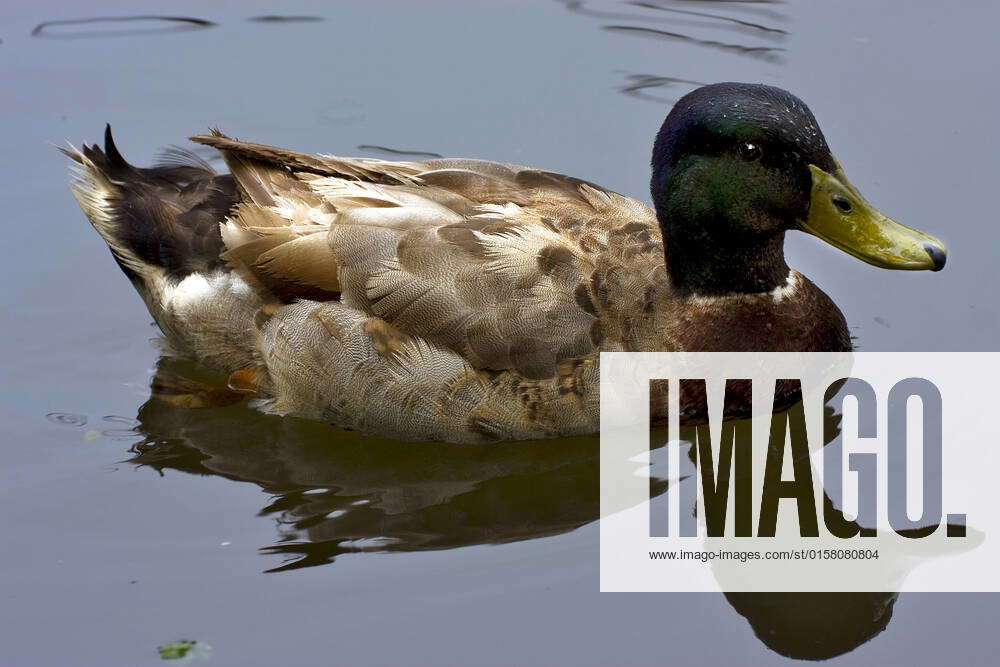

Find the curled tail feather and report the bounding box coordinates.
[61,125,236,287]
[61,126,150,281]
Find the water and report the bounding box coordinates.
[1,0,998,664]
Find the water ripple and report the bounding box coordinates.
[604,24,786,61]
[31,16,216,39]
[45,412,87,427]
[247,16,324,23]
[357,145,443,159]
[619,73,705,104]
[628,1,787,36]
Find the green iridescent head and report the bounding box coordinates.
[650,83,945,294]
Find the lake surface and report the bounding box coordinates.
[2,0,998,664]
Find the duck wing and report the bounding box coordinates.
[192,132,665,378]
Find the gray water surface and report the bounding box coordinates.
[2,0,998,665]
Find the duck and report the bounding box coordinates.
[62,82,946,443]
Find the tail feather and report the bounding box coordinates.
[63,128,148,281]
[62,125,237,286]
[101,123,128,168]
[190,131,425,185]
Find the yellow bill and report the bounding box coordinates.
[802,162,946,271]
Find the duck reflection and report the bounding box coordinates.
[128,358,898,659]
[725,591,896,661]
[652,402,903,660]
[129,358,651,572]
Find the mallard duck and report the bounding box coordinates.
[63,83,945,443]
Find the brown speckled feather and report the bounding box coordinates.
[194,133,668,380]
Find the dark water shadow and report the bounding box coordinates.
[726,590,896,660]
[31,16,217,40]
[358,145,443,159]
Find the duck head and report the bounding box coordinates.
[651,82,946,295]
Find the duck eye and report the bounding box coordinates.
[832,195,853,213]
[737,141,761,161]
